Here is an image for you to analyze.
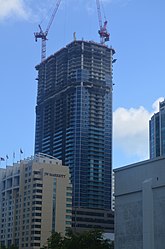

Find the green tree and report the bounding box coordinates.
[41,229,114,249]
[64,229,113,249]
[0,246,6,249]
[0,245,18,249]
[41,231,64,249]
[8,245,18,249]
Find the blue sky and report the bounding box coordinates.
[0,0,165,168]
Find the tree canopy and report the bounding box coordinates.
[41,229,114,249]
[0,245,18,249]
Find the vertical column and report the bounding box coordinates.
[142,178,154,249]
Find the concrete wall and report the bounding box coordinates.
[114,156,165,249]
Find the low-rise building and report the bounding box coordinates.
[72,207,114,233]
[114,156,165,249]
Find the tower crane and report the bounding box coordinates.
[34,0,62,62]
[96,0,110,44]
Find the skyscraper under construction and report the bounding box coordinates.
[35,40,115,231]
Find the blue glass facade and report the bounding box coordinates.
[35,41,115,211]
[150,99,165,158]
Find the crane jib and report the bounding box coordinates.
[34,0,62,62]
[34,0,110,61]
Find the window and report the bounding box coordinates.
[32,201,42,205]
[32,219,41,223]
[32,213,42,217]
[31,225,41,229]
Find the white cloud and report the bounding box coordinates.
[0,0,131,23]
[113,97,164,160]
[0,0,55,22]
[0,0,29,20]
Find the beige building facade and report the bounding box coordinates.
[0,153,72,249]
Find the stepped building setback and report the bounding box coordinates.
[0,154,72,249]
[35,40,115,231]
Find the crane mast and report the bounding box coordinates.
[96,0,110,44]
[34,0,62,62]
